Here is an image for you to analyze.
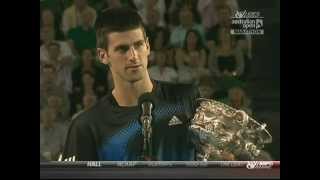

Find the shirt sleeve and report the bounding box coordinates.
[63,118,99,161]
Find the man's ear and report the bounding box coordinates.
[97,48,109,65]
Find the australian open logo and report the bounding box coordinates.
[246,161,273,169]
[231,10,264,35]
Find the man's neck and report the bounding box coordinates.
[112,74,153,107]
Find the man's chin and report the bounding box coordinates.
[125,74,144,83]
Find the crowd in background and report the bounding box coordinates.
[40,0,258,161]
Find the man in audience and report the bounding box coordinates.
[198,75,216,99]
[40,107,68,161]
[40,26,75,65]
[45,42,73,94]
[148,50,178,83]
[68,9,97,53]
[61,0,97,37]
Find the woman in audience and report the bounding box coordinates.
[206,4,246,79]
[176,29,209,84]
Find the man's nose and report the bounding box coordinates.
[127,46,138,62]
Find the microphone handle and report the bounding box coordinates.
[140,115,153,160]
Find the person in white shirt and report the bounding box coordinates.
[40,26,75,64]
[42,42,73,94]
[132,0,166,27]
[148,49,178,83]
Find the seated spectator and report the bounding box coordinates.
[97,0,123,11]
[96,0,137,16]
[197,0,240,31]
[40,107,68,161]
[46,94,70,122]
[40,26,76,67]
[206,4,246,79]
[167,0,199,30]
[67,9,97,54]
[145,8,169,48]
[40,0,65,17]
[153,27,170,51]
[40,63,71,118]
[83,93,97,110]
[71,93,97,120]
[148,50,178,83]
[40,8,64,42]
[132,0,166,27]
[70,71,102,115]
[43,42,73,94]
[175,29,209,84]
[222,86,252,116]
[61,0,97,37]
[72,48,108,97]
[169,4,205,48]
[213,75,244,100]
[198,75,216,99]
[148,26,170,66]
[166,47,177,70]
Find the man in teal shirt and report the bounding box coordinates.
[68,9,97,54]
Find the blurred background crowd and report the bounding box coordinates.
[40,0,280,161]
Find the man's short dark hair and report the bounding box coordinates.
[95,7,146,50]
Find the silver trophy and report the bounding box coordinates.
[189,98,272,161]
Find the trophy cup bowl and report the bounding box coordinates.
[189,98,272,161]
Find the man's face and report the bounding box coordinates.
[179,6,193,26]
[43,67,56,83]
[229,88,243,104]
[199,85,214,98]
[82,73,95,87]
[146,10,160,26]
[41,109,56,127]
[42,10,54,25]
[98,28,150,83]
[187,32,198,48]
[83,94,96,109]
[40,27,54,43]
[48,95,61,109]
[81,10,93,27]
[107,0,122,8]
[48,45,60,60]
[82,49,93,65]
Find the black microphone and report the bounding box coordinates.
[138,92,155,160]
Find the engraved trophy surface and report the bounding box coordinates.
[189,98,272,161]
